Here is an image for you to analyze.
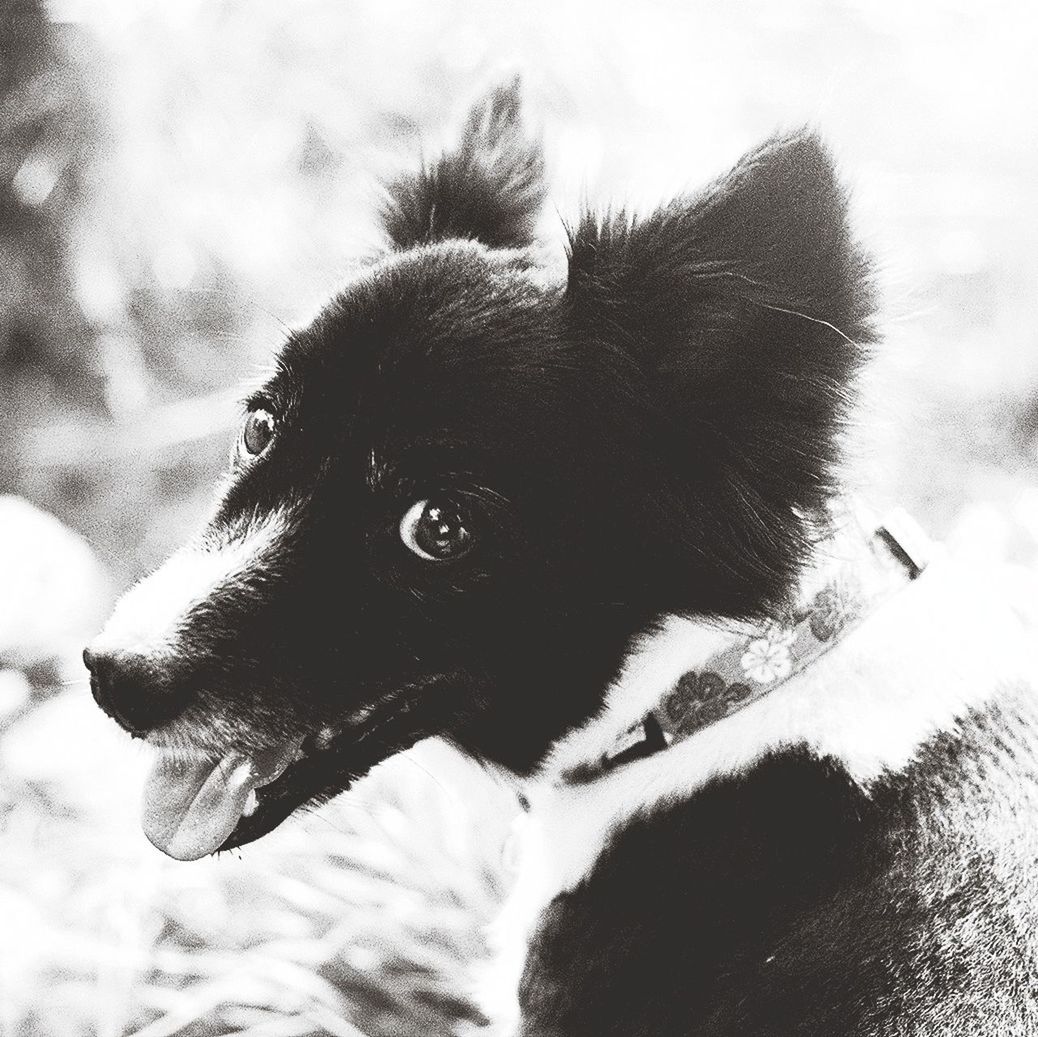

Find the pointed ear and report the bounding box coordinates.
[382,78,545,250]
[566,132,874,612]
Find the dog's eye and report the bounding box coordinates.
[399,499,473,562]
[241,409,275,457]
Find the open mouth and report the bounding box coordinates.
[142,682,461,861]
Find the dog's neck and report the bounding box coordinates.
[532,505,932,790]
[558,508,932,787]
[479,509,1036,1032]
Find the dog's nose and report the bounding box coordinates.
[83,644,190,735]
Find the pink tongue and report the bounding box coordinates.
[142,743,298,861]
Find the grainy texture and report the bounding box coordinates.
[2,3,1037,1036]
[521,693,1038,1036]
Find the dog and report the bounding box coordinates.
[85,82,1038,1035]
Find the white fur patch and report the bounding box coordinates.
[479,557,1038,1032]
[90,507,291,659]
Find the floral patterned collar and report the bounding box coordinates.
[565,510,933,784]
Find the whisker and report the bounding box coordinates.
[751,300,861,348]
[308,807,359,834]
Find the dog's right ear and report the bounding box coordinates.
[382,78,545,251]
[563,132,873,616]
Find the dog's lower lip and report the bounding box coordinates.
[218,680,464,854]
[218,724,363,853]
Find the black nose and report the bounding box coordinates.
[83,646,191,735]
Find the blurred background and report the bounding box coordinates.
[1,0,1037,1034]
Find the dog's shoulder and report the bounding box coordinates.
[517,686,1038,1037]
[505,557,1038,1036]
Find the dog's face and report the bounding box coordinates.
[86,84,871,859]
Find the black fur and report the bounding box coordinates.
[89,86,874,815]
[85,82,1038,1035]
[520,691,1038,1036]
[566,132,872,613]
[382,78,545,250]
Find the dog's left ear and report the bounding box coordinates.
[566,131,874,614]
[383,78,545,250]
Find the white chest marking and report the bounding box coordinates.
[478,558,1038,1033]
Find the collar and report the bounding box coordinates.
[563,509,933,785]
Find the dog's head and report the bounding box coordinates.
[86,83,872,859]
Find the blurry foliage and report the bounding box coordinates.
[0,0,102,416]
[0,692,513,1036]
[3,0,1038,582]
[1,1,1038,1035]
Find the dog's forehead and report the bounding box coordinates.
[264,241,563,442]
